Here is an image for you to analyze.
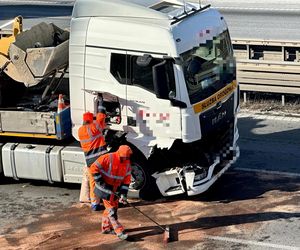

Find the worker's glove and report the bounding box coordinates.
[97,100,106,114]
[98,105,106,114]
[118,194,127,204]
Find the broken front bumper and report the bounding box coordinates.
[152,130,240,197]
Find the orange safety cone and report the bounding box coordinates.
[57,94,67,113]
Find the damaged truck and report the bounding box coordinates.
[0,0,239,199]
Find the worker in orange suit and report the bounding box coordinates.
[78,111,107,211]
[89,145,133,240]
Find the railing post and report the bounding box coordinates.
[281,95,285,106]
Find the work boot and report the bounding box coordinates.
[101,229,115,235]
[117,232,128,240]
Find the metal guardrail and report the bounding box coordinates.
[233,39,300,95]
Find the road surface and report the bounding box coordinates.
[0,1,73,29]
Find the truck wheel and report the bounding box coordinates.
[129,153,160,200]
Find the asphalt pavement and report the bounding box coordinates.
[0,0,73,29]
[237,111,300,175]
[0,0,74,5]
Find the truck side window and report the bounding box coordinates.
[110,53,127,84]
[130,55,163,93]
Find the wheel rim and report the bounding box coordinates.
[130,162,146,190]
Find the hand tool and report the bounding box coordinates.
[114,192,171,243]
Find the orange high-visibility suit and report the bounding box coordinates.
[89,145,132,237]
[78,112,107,207]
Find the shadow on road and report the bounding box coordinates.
[238,116,300,145]
[194,170,300,203]
[122,168,299,208]
[113,212,300,243]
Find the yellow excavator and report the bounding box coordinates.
[0,16,69,87]
[0,16,23,82]
[0,16,23,56]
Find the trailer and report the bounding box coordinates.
[0,0,239,199]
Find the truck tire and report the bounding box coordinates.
[129,152,160,200]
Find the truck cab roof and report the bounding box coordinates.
[72,0,198,21]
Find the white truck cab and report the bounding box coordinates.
[69,0,239,198]
[0,0,238,199]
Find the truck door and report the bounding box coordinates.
[97,50,127,129]
[125,52,181,140]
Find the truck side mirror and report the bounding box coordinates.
[168,90,186,108]
[153,60,170,99]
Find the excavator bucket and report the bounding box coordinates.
[0,54,23,82]
[6,22,69,87]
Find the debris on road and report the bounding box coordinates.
[1,171,299,249]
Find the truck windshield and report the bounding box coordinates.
[181,30,234,104]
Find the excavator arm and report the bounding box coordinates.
[0,16,23,56]
[0,16,23,82]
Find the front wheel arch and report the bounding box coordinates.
[128,146,161,200]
